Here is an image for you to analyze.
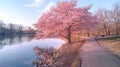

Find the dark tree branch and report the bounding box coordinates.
[60,33,68,39]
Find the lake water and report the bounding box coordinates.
[0,35,65,67]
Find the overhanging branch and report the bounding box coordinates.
[60,33,68,39]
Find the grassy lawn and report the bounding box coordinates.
[98,37,120,57]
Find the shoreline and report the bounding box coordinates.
[33,41,84,67]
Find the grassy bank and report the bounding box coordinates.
[98,37,120,57]
[57,41,84,67]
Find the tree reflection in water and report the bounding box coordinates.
[0,34,34,49]
[32,46,63,67]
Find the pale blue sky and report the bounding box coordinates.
[0,0,119,27]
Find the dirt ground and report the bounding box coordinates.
[57,41,84,67]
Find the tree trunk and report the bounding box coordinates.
[108,27,110,35]
[115,22,119,35]
[67,25,72,43]
[68,32,71,43]
[103,23,108,35]
[59,25,72,43]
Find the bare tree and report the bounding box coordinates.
[96,8,110,36]
[112,4,120,35]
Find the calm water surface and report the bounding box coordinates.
[0,35,65,67]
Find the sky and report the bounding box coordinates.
[0,0,119,27]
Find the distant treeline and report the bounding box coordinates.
[77,3,120,37]
[95,3,120,36]
[0,20,36,35]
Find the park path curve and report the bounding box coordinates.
[81,39,120,67]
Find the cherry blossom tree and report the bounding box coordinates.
[34,0,98,43]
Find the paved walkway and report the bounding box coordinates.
[81,39,120,67]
